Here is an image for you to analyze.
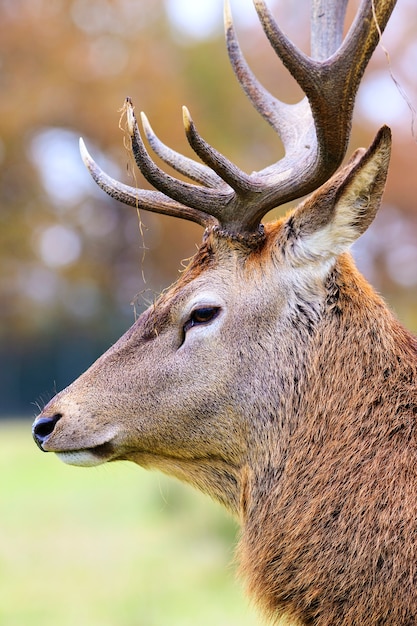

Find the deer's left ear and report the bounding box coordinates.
[283,126,392,264]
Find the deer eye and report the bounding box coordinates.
[183,307,220,334]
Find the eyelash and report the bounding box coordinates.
[183,307,221,335]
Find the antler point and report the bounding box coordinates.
[79,137,91,167]
[224,0,232,28]
[182,105,192,132]
[140,110,150,129]
[125,99,136,136]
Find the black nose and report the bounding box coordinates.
[32,414,62,450]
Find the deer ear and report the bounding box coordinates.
[284,126,392,263]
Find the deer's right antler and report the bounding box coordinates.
[80,0,397,240]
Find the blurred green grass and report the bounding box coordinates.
[0,420,261,626]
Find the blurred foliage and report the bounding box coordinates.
[0,0,416,414]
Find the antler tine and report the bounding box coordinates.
[310,0,348,61]
[182,106,255,194]
[254,0,397,170]
[224,0,306,151]
[140,111,223,189]
[79,137,214,228]
[125,99,234,221]
[335,0,396,94]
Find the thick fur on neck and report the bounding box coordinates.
[239,254,417,626]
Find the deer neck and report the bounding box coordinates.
[238,254,417,623]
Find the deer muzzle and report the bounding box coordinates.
[32,407,118,466]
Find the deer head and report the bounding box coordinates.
[33,2,417,624]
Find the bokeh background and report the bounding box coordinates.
[1,0,416,416]
[0,0,416,624]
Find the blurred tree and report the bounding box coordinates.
[0,0,416,414]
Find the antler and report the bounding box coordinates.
[80,0,397,239]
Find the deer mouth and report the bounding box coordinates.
[55,441,116,467]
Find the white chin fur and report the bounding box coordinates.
[55,450,106,467]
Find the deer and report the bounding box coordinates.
[32,0,417,624]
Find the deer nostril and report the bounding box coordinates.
[32,413,62,450]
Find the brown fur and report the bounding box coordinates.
[33,129,417,624]
[240,254,417,624]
